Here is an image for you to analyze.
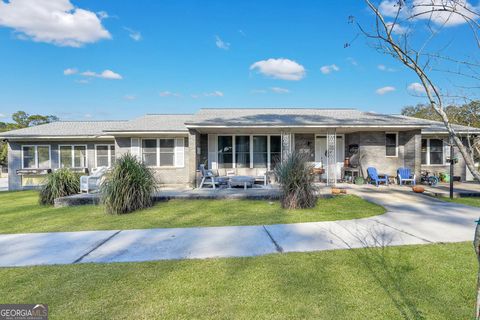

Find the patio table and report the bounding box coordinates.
[228,176,255,190]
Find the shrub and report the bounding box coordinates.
[101,153,157,214]
[274,151,317,209]
[39,168,80,205]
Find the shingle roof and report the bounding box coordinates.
[1,108,478,138]
[185,108,431,127]
[104,114,192,132]
[0,120,127,138]
[419,118,480,134]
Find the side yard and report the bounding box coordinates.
[0,191,386,234]
[0,242,474,319]
[441,196,480,207]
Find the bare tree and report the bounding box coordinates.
[355,0,480,181]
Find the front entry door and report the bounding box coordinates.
[315,135,344,181]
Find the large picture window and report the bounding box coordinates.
[217,135,281,170]
[385,133,398,157]
[270,136,282,169]
[59,145,87,168]
[235,136,250,168]
[22,145,50,169]
[96,145,115,167]
[253,136,267,168]
[421,138,445,165]
[218,136,233,169]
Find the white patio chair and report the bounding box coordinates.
[199,164,227,189]
[80,166,108,193]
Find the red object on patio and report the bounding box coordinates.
[412,186,425,193]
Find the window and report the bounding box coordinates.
[142,139,157,166]
[270,136,282,169]
[385,133,398,157]
[253,136,267,168]
[235,136,250,168]
[141,138,177,167]
[216,135,281,170]
[218,136,233,169]
[96,145,115,167]
[22,145,50,169]
[159,139,174,166]
[59,145,87,168]
[421,138,445,165]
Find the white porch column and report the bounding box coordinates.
[326,129,337,186]
[281,131,293,160]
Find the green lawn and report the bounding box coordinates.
[0,190,385,234]
[0,242,475,319]
[441,196,480,207]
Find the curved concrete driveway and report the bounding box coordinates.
[0,186,478,267]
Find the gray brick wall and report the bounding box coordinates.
[7,140,114,190]
[345,130,422,178]
[114,136,193,187]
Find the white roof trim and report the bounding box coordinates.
[185,124,427,129]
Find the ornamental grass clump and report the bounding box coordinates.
[39,168,80,205]
[274,151,317,209]
[101,153,157,214]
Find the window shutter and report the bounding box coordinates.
[174,138,184,167]
[131,138,140,160]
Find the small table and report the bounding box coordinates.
[229,176,255,190]
[342,167,360,183]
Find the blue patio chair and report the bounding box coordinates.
[367,167,389,187]
[397,167,416,185]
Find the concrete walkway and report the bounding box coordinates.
[0,185,478,267]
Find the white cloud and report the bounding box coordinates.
[0,113,6,118]
[385,22,409,34]
[250,58,306,81]
[238,29,246,37]
[347,57,358,66]
[320,64,340,74]
[215,35,230,50]
[379,0,479,27]
[407,82,429,94]
[191,91,224,98]
[97,11,109,19]
[378,64,395,72]
[63,68,78,75]
[0,0,111,47]
[375,86,396,95]
[251,89,267,94]
[80,69,122,80]
[124,27,142,41]
[270,87,290,94]
[204,91,224,97]
[75,79,89,84]
[84,113,93,119]
[124,95,136,101]
[159,91,181,97]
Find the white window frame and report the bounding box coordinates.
[95,144,115,168]
[21,145,51,169]
[422,138,446,166]
[217,134,282,170]
[140,138,178,168]
[385,132,398,158]
[58,145,88,168]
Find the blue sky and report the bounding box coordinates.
[0,0,477,121]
